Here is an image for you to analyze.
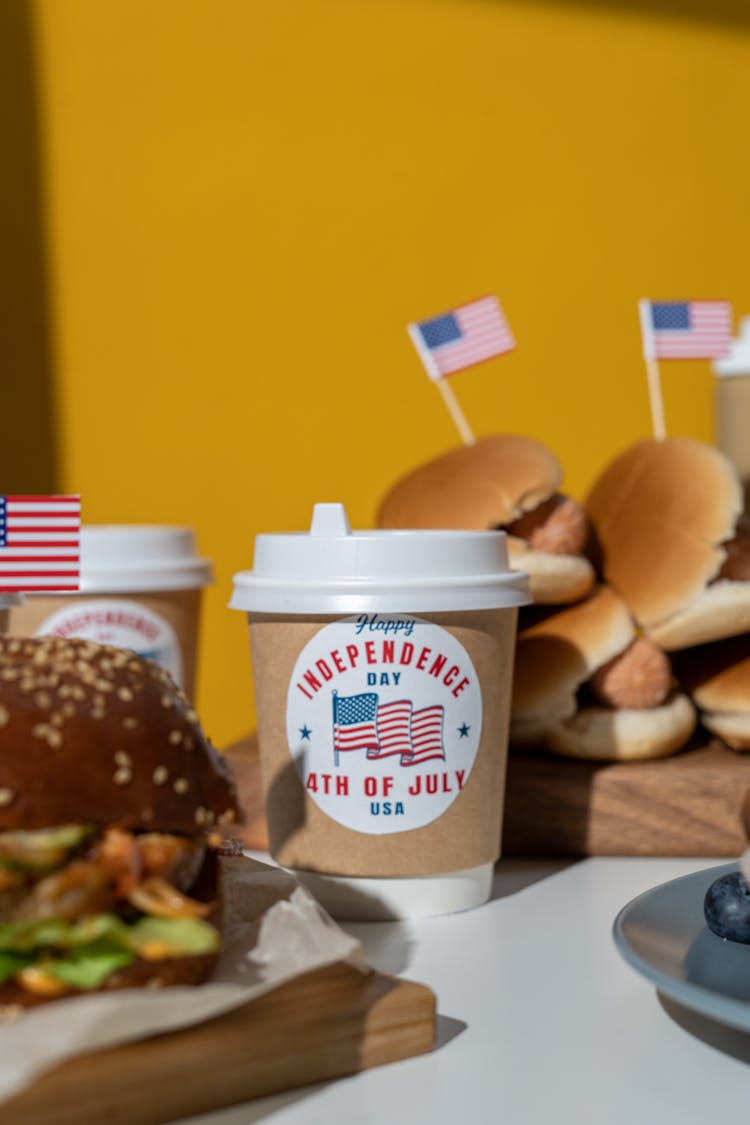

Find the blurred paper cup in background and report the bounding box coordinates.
[7,527,212,699]
[230,502,530,921]
[714,316,750,507]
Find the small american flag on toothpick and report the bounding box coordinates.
[408,295,516,444]
[0,495,81,591]
[408,295,516,379]
[639,300,733,361]
[638,299,733,441]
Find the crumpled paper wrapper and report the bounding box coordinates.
[0,854,369,1103]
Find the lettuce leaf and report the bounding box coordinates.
[0,914,219,958]
[44,947,134,991]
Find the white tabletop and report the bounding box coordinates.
[174,857,749,1125]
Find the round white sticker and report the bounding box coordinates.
[35,599,184,687]
[286,614,483,835]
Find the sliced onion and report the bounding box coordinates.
[127,877,209,919]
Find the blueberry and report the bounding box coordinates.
[704,872,750,943]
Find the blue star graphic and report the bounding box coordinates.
[299,725,312,740]
[458,723,470,738]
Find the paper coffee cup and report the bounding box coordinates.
[230,503,530,920]
[7,527,212,699]
[714,316,750,504]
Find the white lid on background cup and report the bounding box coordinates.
[75,526,213,593]
[230,502,530,615]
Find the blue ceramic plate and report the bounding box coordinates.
[613,862,750,1034]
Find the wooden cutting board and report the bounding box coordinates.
[225,733,750,858]
[0,962,436,1125]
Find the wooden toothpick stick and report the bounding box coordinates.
[645,355,666,441]
[436,379,476,445]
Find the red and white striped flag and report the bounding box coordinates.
[408,295,516,379]
[0,495,80,591]
[402,705,446,766]
[639,300,732,360]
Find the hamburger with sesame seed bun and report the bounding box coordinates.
[377,434,596,605]
[0,635,241,1006]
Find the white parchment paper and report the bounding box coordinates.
[0,854,369,1103]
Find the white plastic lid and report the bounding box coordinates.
[75,526,213,593]
[230,503,530,614]
[714,316,750,377]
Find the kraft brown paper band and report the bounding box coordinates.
[8,590,203,702]
[249,609,518,879]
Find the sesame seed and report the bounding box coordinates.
[160,694,173,709]
[153,766,169,786]
[218,808,236,825]
[33,692,52,710]
[113,767,132,786]
[122,716,138,731]
[0,789,15,807]
[62,702,76,718]
[31,723,49,740]
[0,669,18,682]
[71,686,86,702]
[168,730,183,746]
[0,706,9,728]
[50,713,65,728]
[118,687,134,702]
[115,750,131,767]
[94,679,114,693]
[185,710,199,724]
[46,730,63,750]
[91,707,106,721]
[183,735,194,751]
[173,778,189,795]
[194,807,207,826]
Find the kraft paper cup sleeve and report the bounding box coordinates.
[0,855,368,1104]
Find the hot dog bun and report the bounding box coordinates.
[585,437,750,649]
[510,585,695,760]
[672,634,750,751]
[377,435,595,604]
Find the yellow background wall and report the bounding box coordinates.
[14,0,750,747]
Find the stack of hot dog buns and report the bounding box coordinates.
[379,432,750,762]
[585,437,750,753]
